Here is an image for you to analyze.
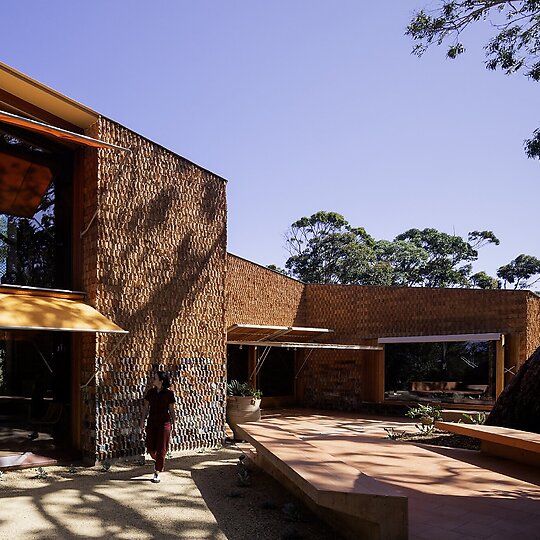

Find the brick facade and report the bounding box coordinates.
[226,254,306,327]
[80,118,227,462]
[226,256,540,411]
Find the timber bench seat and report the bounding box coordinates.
[235,422,408,540]
[435,421,540,468]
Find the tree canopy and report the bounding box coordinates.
[407,1,540,158]
[497,254,540,289]
[281,211,539,290]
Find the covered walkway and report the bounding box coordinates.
[240,409,540,540]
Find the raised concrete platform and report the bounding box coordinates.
[236,422,407,540]
[435,421,540,468]
[236,410,540,540]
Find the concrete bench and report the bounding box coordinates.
[434,421,540,468]
[235,422,408,540]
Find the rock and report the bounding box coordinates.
[487,346,540,434]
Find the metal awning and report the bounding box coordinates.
[227,340,381,351]
[0,110,130,217]
[0,288,127,333]
[227,323,334,342]
[378,333,502,344]
[227,323,381,351]
[0,110,130,151]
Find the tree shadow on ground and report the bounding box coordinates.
[187,447,340,540]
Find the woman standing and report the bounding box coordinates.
[140,371,176,483]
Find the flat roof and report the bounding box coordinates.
[0,62,98,128]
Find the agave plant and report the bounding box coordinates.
[227,380,262,399]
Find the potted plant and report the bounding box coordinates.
[226,380,262,440]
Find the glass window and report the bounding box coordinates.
[0,130,73,289]
[384,340,496,404]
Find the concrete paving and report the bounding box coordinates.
[258,409,540,540]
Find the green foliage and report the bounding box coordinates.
[285,211,376,284]
[406,403,443,422]
[383,427,408,440]
[415,423,436,436]
[266,264,288,275]
[34,467,48,479]
[236,456,251,486]
[470,271,500,289]
[100,460,111,472]
[284,212,505,287]
[497,254,540,289]
[227,380,262,399]
[394,228,477,287]
[407,1,540,159]
[462,412,487,424]
[0,183,58,286]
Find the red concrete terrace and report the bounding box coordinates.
[236,410,540,540]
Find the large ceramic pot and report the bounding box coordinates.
[226,396,261,440]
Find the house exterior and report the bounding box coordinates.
[227,254,540,411]
[0,63,227,462]
[0,63,539,463]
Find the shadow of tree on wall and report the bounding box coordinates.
[96,162,226,366]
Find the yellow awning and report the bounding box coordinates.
[0,291,127,333]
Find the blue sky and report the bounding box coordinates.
[3,1,538,278]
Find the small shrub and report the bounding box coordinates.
[462,412,487,425]
[34,467,48,479]
[406,403,442,423]
[236,457,251,486]
[101,460,111,472]
[415,423,435,436]
[384,427,408,440]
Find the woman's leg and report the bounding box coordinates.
[154,422,171,473]
[145,423,158,461]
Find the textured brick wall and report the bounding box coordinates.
[79,129,100,459]
[300,284,533,409]
[225,256,538,410]
[81,118,227,462]
[526,294,540,358]
[304,284,529,340]
[226,254,306,327]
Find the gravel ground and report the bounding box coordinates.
[0,445,338,540]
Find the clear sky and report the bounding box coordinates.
[3,1,538,278]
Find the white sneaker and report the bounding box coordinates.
[152,472,160,483]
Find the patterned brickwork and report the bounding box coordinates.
[300,285,534,409]
[304,284,530,340]
[526,294,540,358]
[226,254,306,327]
[226,258,540,410]
[80,118,227,462]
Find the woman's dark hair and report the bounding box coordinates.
[157,371,171,389]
